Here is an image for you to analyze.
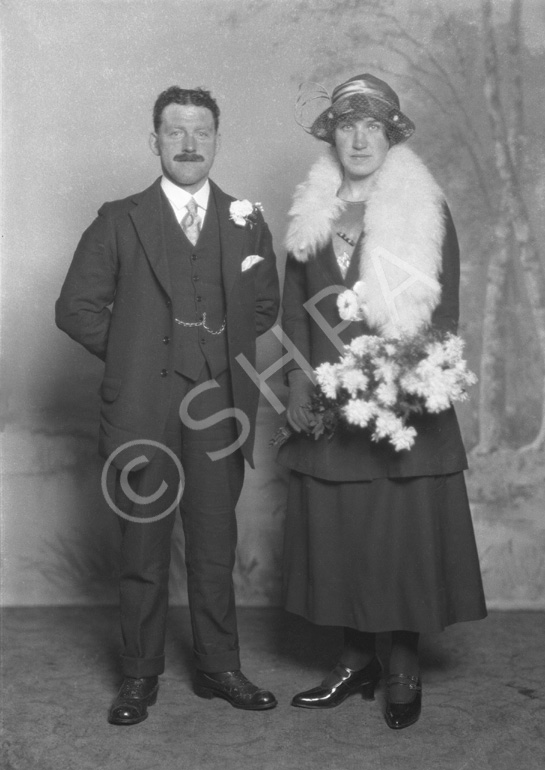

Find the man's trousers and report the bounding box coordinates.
[113,366,245,678]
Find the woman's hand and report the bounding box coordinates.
[286,370,323,438]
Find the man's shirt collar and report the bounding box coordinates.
[161,177,210,220]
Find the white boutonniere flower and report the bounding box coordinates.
[229,200,264,228]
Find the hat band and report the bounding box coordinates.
[331,80,394,108]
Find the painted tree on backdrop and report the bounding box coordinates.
[479,0,545,454]
[285,0,545,455]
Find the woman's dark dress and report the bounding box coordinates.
[279,204,487,633]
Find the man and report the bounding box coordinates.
[56,86,280,725]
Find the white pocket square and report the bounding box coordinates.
[241,255,264,272]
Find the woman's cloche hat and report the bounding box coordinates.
[296,73,415,146]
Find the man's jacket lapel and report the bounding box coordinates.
[129,178,246,303]
[211,181,246,301]
[129,179,172,299]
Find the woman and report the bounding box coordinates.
[278,73,487,729]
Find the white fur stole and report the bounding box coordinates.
[285,145,446,336]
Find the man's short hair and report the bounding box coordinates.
[152,86,220,132]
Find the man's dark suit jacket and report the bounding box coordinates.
[56,178,280,468]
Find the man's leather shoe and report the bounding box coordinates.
[384,673,422,729]
[291,657,382,709]
[108,676,159,725]
[194,669,277,710]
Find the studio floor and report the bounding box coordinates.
[1,607,544,770]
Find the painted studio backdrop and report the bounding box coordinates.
[2,0,545,609]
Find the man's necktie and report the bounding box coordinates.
[181,197,201,245]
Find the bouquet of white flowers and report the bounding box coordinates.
[273,329,477,452]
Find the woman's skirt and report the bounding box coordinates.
[283,471,487,633]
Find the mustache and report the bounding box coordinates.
[174,153,205,162]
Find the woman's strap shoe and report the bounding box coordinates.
[384,673,422,729]
[108,676,159,726]
[291,656,382,709]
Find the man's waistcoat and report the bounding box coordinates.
[162,192,228,380]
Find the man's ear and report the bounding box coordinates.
[149,132,160,156]
[215,132,221,154]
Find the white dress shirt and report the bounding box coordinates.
[160,176,210,225]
